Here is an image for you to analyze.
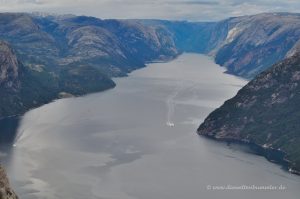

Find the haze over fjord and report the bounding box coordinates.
[1,0,300,21]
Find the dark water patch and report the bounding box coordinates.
[200,134,298,175]
[0,116,20,149]
[0,116,20,167]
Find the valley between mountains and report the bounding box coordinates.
[0,11,300,199]
[1,12,300,118]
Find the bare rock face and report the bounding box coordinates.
[54,17,179,76]
[287,39,300,57]
[0,13,299,79]
[0,41,20,89]
[213,13,300,78]
[0,166,18,199]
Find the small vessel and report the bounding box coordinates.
[13,144,17,147]
[166,122,175,127]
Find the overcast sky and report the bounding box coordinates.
[0,0,300,21]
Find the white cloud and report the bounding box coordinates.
[0,0,299,21]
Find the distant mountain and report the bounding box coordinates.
[0,40,115,118]
[212,13,300,79]
[0,13,181,118]
[198,53,300,173]
[140,13,300,79]
[0,12,300,118]
[0,13,179,77]
[0,11,299,197]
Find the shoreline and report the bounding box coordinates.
[0,53,182,121]
[1,53,298,198]
[198,133,300,176]
[0,54,185,155]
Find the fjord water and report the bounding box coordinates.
[2,54,300,199]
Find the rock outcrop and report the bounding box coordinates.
[212,13,300,78]
[2,13,300,81]
[0,41,20,89]
[0,166,18,199]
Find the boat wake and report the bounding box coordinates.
[166,81,198,127]
[166,82,185,127]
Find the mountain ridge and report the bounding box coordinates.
[0,11,299,122]
[0,12,300,196]
[198,53,300,173]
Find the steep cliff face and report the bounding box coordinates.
[1,13,299,80]
[0,41,54,118]
[287,39,300,57]
[0,41,21,89]
[0,40,115,118]
[0,13,186,118]
[7,14,180,77]
[198,53,300,172]
[0,14,182,78]
[0,13,59,68]
[0,166,18,199]
[1,12,300,127]
[139,14,300,79]
[137,20,216,53]
[213,13,300,78]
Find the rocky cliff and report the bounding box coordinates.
[0,41,20,89]
[0,166,18,199]
[0,13,183,118]
[139,13,300,79]
[1,12,300,144]
[0,40,115,118]
[198,53,300,173]
[0,13,180,77]
[0,12,299,82]
[2,13,299,81]
[211,13,300,78]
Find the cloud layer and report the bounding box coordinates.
[0,0,300,21]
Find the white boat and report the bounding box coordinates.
[166,122,175,127]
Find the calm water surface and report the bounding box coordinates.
[1,54,300,199]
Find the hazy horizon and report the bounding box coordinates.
[0,0,300,21]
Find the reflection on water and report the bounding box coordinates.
[0,54,299,199]
[0,116,20,145]
[0,116,20,159]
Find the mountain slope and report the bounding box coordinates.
[1,13,300,80]
[198,53,300,172]
[0,40,115,118]
[139,13,300,78]
[4,14,180,77]
[0,40,58,117]
[0,14,182,118]
[0,12,300,118]
[0,41,20,90]
[213,13,300,78]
